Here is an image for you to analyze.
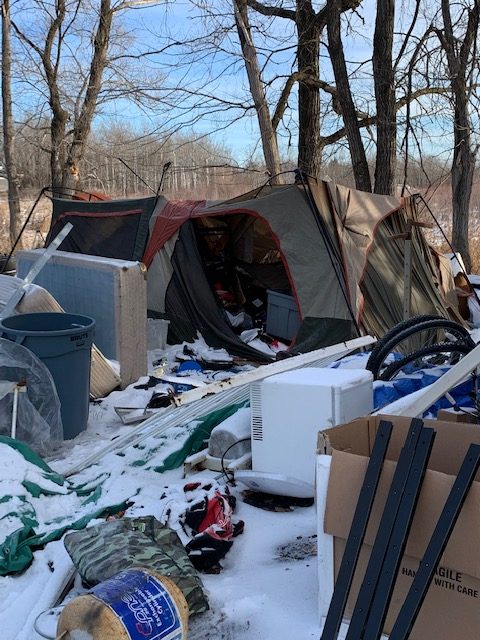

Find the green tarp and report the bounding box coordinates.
[0,402,248,576]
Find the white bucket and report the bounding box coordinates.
[147,319,170,351]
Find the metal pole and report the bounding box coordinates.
[389,443,480,640]
[403,230,412,321]
[362,427,436,640]
[344,418,424,640]
[11,385,19,439]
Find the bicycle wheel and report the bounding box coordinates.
[367,319,474,380]
[378,342,474,381]
[366,315,445,373]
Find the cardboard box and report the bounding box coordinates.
[437,407,480,424]
[317,414,480,640]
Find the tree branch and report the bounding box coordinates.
[245,0,295,20]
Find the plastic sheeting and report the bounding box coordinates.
[0,338,63,451]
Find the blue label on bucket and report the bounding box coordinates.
[90,569,183,640]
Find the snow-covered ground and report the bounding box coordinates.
[0,336,459,640]
[0,337,335,640]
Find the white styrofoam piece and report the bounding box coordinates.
[234,470,314,498]
[208,407,251,459]
[444,252,467,277]
[316,454,334,622]
[16,249,147,388]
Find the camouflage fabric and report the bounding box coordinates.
[63,516,209,615]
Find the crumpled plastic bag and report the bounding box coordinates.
[0,337,62,451]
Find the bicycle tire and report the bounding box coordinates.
[378,342,474,381]
[366,315,445,373]
[367,319,474,379]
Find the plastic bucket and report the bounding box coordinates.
[0,312,95,440]
[57,567,189,640]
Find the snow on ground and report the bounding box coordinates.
[0,339,445,640]
[0,337,327,640]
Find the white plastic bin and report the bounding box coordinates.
[147,318,170,351]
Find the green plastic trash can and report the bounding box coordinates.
[0,312,95,440]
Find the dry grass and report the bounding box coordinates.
[418,181,480,273]
[0,194,52,254]
[2,183,480,273]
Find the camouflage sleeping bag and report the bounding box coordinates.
[63,516,209,615]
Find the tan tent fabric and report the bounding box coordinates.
[145,177,461,347]
[359,198,461,338]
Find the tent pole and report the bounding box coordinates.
[390,218,433,321]
[0,186,48,274]
[117,157,156,194]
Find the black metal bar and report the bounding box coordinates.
[344,418,424,640]
[320,420,394,640]
[362,427,436,640]
[389,442,480,640]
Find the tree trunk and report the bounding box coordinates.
[296,0,322,177]
[50,111,68,195]
[326,0,371,192]
[62,0,113,192]
[451,81,474,272]
[373,0,396,195]
[234,0,284,184]
[439,0,480,272]
[1,0,23,248]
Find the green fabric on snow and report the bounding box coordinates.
[152,401,249,473]
[0,401,250,576]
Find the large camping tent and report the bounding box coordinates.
[45,175,458,361]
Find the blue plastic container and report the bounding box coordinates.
[0,312,95,440]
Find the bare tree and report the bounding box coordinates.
[1,0,23,247]
[245,0,361,177]
[10,0,166,194]
[326,0,371,192]
[372,0,396,195]
[233,0,284,183]
[434,0,480,271]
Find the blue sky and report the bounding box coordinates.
[11,0,466,167]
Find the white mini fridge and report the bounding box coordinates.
[249,367,373,491]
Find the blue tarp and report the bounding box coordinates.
[330,353,475,418]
